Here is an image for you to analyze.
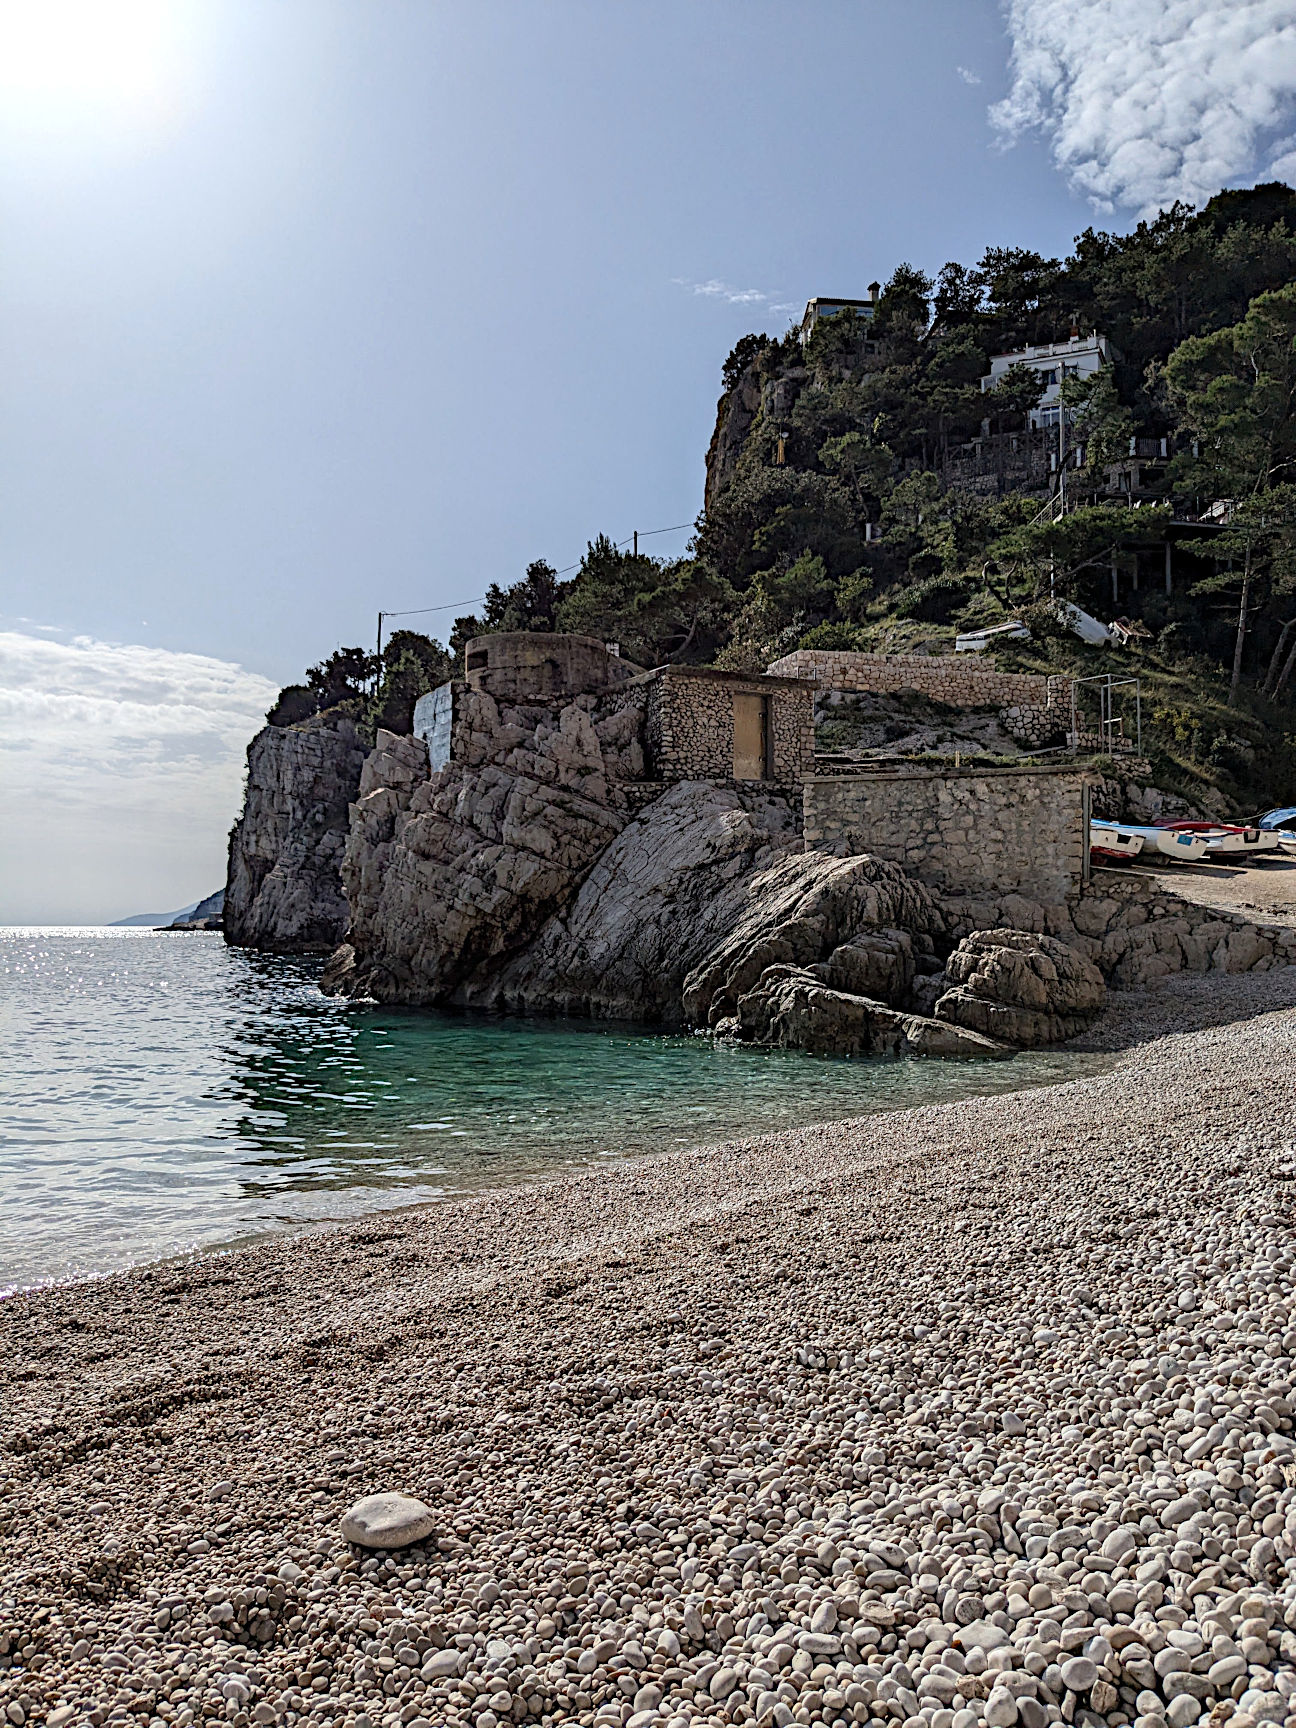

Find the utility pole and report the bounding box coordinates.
[377,612,384,663]
[633,531,638,557]
[1058,399,1066,514]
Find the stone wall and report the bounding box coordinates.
[940,874,1296,990]
[768,648,1058,709]
[803,765,1089,902]
[644,667,815,783]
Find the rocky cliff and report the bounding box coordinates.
[703,354,806,511]
[323,687,639,1003]
[468,782,804,1021]
[319,691,1016,1055]
[225,713,367,953]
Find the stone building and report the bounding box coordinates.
[643,666,814,784]
[413,633,815,786]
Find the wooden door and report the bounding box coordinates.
[732,692,769,779]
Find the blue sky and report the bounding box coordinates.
[3,0,1296,921]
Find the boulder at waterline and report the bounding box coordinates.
[682,849,945,1028]
[339,1491,436,1549]
[466,780,802,1021]
[935,927,1105,1046]
[732,964,1011,1059]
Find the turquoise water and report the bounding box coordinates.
[0,929,1104,1294]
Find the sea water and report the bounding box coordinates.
[0,928,1105,1294]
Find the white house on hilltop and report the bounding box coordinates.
[981,331,1117,429]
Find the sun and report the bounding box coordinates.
[0,0,180,117]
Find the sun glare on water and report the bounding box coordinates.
[0,0,185,127]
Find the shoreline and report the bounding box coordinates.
[2,977,1295,1728]
[9,960,1296,1306]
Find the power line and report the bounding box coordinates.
[382,597,486,620]
[379,517,697,623]
[638,520,695,538]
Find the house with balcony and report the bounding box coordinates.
[981,331,1117,430]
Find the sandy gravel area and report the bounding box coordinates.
[1103,858,1296,928]
[2,980,1294,1728]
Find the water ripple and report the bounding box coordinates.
[0,928,1105,1294]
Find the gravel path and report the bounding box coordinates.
[3,988,1295,1728]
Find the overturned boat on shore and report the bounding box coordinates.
[1257,807,1296,852]
[1155,819,1283,859]
[1090,821,1212,863]
[1090,820,1145,864]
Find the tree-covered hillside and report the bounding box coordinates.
[269,183,1296,809]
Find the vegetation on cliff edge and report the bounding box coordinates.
[265,182,1296,811]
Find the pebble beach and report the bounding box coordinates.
[3,977,1295,1728]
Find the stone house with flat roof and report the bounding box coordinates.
[412,633,815,786]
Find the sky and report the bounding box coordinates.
[3,0,1296,923]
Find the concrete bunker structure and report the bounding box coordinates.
[462,632,640,702]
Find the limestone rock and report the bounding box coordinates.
[683,850,946,1028]
[734,966,1010,1060]
[225,713,367,953]
[471,781,802,1022]
[339,1492,436,1550]
[325,701,627,1004]
[935,928,1105,1046]
[811,927,916,1007]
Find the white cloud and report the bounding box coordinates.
[992,0,1296,216]
[0,629,277,923]
[673,276,776,306]
[957,66,982,86]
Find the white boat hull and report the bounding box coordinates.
[1090,821,1144,859]
[1199,830,1283,857]
[1119,826,1211,862]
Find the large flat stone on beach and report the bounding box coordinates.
[339,1492,436,1549]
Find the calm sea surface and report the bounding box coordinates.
[1,929,1105,1294]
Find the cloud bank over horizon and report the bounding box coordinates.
[993,0,1296,218]
[0,630,276,924]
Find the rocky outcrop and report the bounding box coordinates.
[324,693,630,1004]
[732,965,1009,1059]
[942,877,1296,990]
[471,782,803,1021]
[319,690,985,1059]
[164,888,225,932]
[682,850,945,1028]
[225,714,366,953]
[934,928,1106,1046]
